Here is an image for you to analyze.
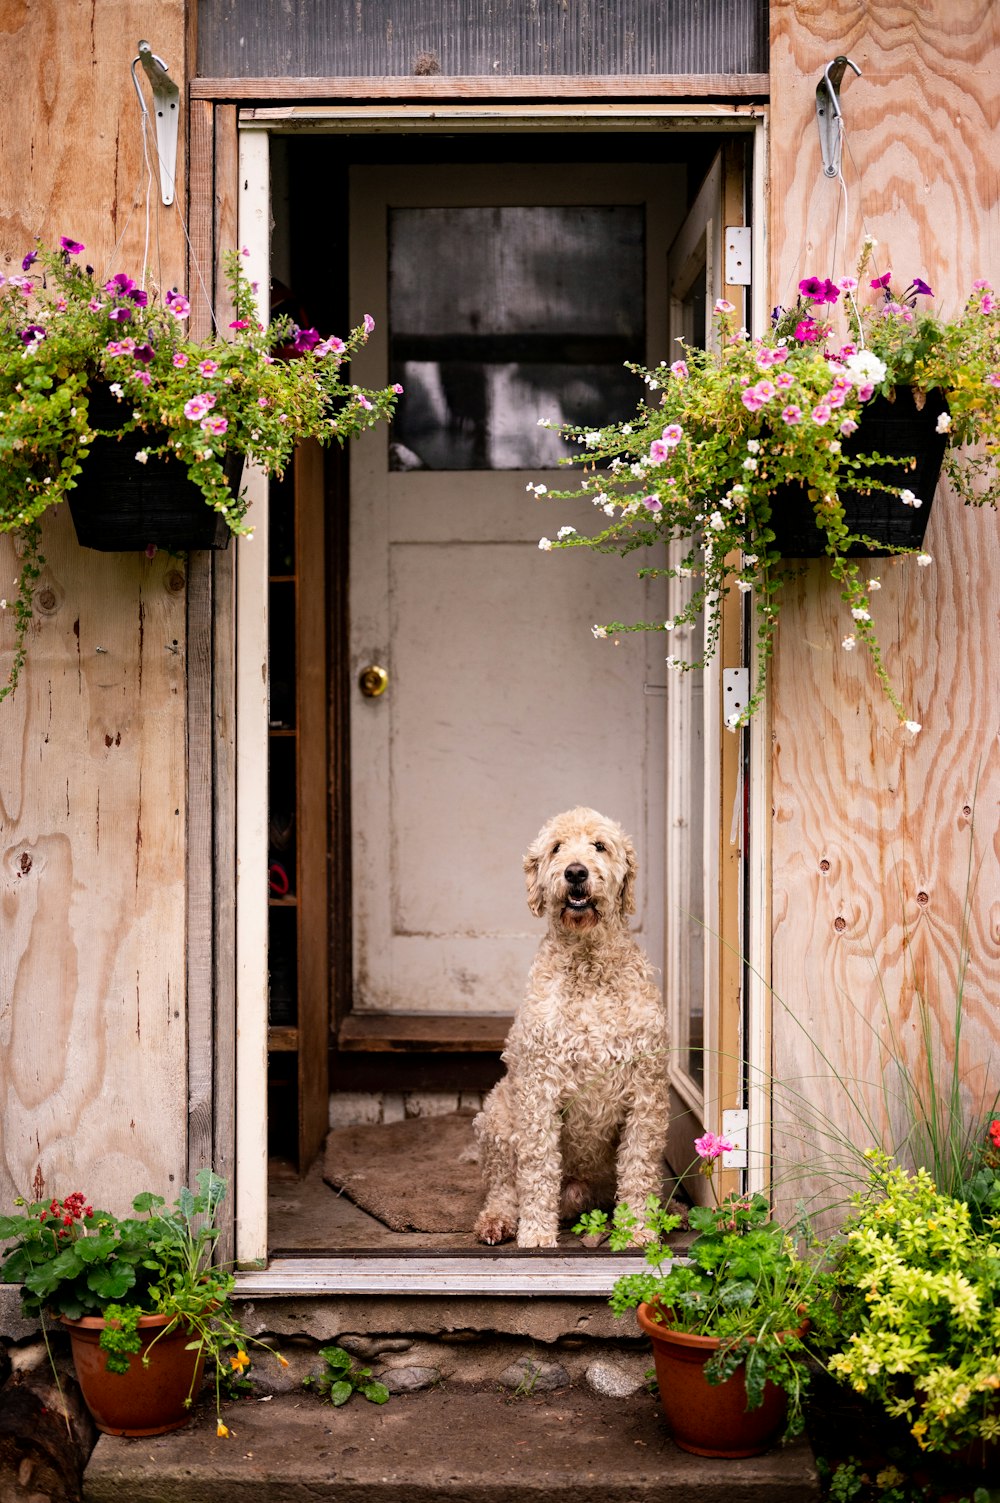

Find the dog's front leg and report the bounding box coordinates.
[615,1084,669,1240]
[513,1083,562,1248]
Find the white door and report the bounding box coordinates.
[663,146,748,1181]
[348,163,683,1018]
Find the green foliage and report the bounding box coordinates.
[824,1153,1000,1458]
[0,239,399,700]
[576,1190,829,1439]
[303,1345,390,1407]
[0,1170,288,1433]
[539,240,1000,729]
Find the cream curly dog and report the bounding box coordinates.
[473,807,669,1248]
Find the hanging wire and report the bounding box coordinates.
[110,47,222,332]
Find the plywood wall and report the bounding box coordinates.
[0,1,191,1214]
[768,1,1000,1213]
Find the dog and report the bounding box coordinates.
[473,807,670,1248]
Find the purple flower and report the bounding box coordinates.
[794,318,821,343]
[106,272,138,297]
[291,326,322,354]
[133,343,155,365]
[108,306,132,323]
[60,237,85,255]
[21,250,38,271]
[870,271,893,290]
[165,289,191,320]
[363,314,376,334]
[799,276,840,304]
[910,277,934,297]
[130,288,149,308]
[18,324,46,345]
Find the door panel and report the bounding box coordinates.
[663,145,748,1191]
[348,164,682,1017]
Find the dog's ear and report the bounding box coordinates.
[618,835,638,917]
[523,840,546,917]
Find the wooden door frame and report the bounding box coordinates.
[189,100,769,1276]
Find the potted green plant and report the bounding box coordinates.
[575,1134,827,1456]
[537,238,1000,730]
[0,235,400,700]
[0,1169,286,1437]
[825,1150,1000,1463]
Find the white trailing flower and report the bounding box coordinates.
[592,624,608,639]
[936,412,952,433]
[917,552,933,566]
[538,537,553,551]
[842,634,857,651]
[851,607,871,621]
[844,350,888,385]
[556,525,576,538]
[904,720,922,734]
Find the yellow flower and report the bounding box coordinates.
[230,1350,251,1373]
[911,1420,928,1450]
[277,1354,289,1368]
[217,1421,230,1438]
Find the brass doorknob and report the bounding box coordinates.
[359,664,389,698]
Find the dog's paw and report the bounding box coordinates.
[516,1224,559,1249]
[474,1212,516,1245]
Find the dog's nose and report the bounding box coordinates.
[564,863,589,887]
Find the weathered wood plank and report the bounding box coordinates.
[338,1014,513,1052]
[0,3,190,1217]
[768,0,1000,1215]
[236,1254,664,1297]
[193,74,770,101]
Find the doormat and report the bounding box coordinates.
[323,1111,482,1234]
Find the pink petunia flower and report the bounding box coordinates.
[811,403,832,425]
[694,1132,735,1161]
[781,405,802,425]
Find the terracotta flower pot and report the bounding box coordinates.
[68,383,243,553]
[766,386,949,558]
[61,1312,207,1437]
[636,1301,798,1458]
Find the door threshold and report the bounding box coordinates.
[236,1253,668,1297]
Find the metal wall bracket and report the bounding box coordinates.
[723,667,750,728]
[132,40,179,207]
[725,226,752,286]
[721,1109,749,1170]
[816,55,861,180]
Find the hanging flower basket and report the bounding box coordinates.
[67,384,244,553]
[766,386,950,557]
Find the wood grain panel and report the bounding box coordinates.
[192,74,770,101]
[0,512,189,1207]
[768,1,1000,1214]
[0,2,190,1216]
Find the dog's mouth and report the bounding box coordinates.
[561,889,599,927]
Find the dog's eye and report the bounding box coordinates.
[593,841,607,853]
[551,842,561,855]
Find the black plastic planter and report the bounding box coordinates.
[68,384,243,553]
[766,386,949,557]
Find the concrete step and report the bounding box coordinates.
[83,1386,821,1502]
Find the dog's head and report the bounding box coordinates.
[523,807,637,934]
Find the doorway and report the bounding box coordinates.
[238,120,764,1267]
